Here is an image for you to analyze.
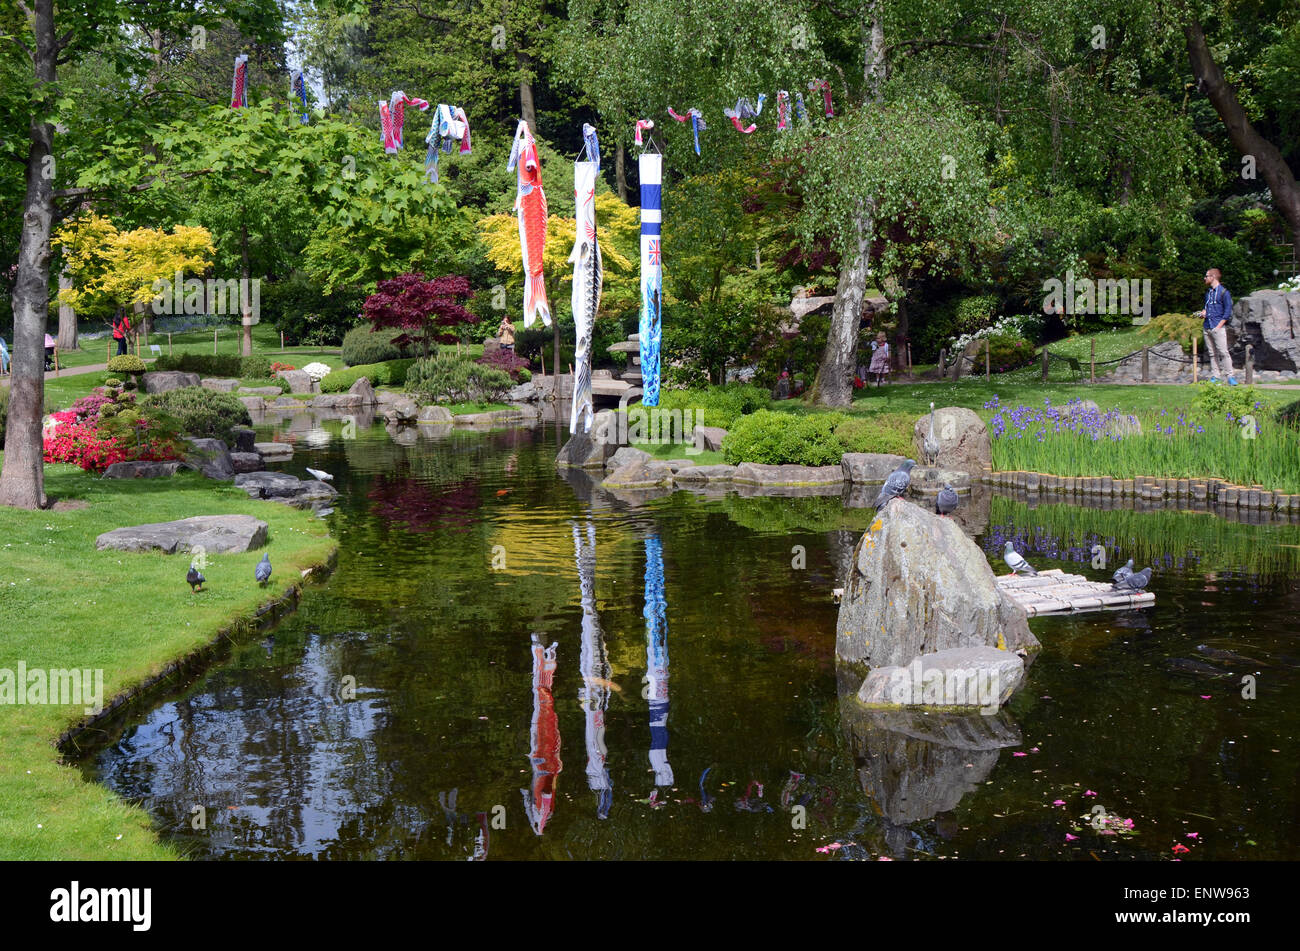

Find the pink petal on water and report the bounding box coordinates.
[1200,695,1212,700]
[829,842,842,850]
[1065,833,1078,841]
[1012,752,1027,757]
[1030,747,1040,753]
[1084,790,1097,797]
[1053,799,1066,806]
[1186,832,1198,839]
[877,856,893,861]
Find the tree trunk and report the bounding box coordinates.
[240,222,252,356]
[811,2,884,407]
[57,266,78,351]
[616,142,629,203]
[517,50,537,134]
[0,0,55,509]
[1185,18,1300,258]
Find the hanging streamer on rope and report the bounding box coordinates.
[775,91,790,131]
[388,91,430,152]
[634,118,656,147]
[808,79,833,117]
[290,70,309,124]
[723,94,766,133]
[507,120,551,328]
[794,92,809,122]
[639,151,663,407]
[667,107,706,155]
[424,104,472,183]
[569,132,603,435]
[230,55,248,109]
[378,100,395,152]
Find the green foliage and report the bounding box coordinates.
[516,368,531,384]
[260,272,364,346]
[140,386,252,445]
[833,414,915,457]
[406,353,513,404]
[320,358,417,393]
[1140,312,1203,352]
[1191,383,1270,421]
[342,325,407,367]
[106,354,146,374]
[722,409,848,467]
[656,384,769,431]
[986,333,1037,373]
[151,353,274,378]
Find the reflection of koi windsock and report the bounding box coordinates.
[523,636,562,835]
[809,79,833,117]
[634,119,655,146]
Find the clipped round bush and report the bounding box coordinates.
[834,414,917,456]
[722,409,848,467]
[320,358,417,393]
[140,386,252,445]
[517,368,532,384]
[342,325,407,367]
[407,353,512,404]
[656,384,769,431]
[107,354,147,374]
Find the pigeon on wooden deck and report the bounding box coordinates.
[923,403,941,465]
[187,561,206,592]
[1003,541,1037,576]
[1113,566,1152,592]
[873,459,916,511]
[1112,558,1134,585]
[255,552,272,587]
[305,467,333,483]
[935,484,959,516]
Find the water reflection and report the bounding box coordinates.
[523,634,562,835]
[574,519,613,819]
[644,535,673,793]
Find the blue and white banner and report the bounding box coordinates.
[638,153,663,407]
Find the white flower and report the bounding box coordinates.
[301,362,332,382]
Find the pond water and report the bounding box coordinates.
[82,416,1300,860]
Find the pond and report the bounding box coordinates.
[80,414,1300,860]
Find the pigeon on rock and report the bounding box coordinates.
[1113,566,1152,592]
[1112,558,1134,585]
[1003,541,1038,576]
[187,560,205,592]
[255,552,272,587]
[873,459,916,511]
[305,467,333,483]
[935,484,959,516]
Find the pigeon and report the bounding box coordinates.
[1112,558,1134,585]
[935,484,959,516]
[1003,541,1037,576]
[873,459,916,510]
[305,467,333,483]
[1113,566,1152,592]
[923,403,940,465]
[255,552,272,587]
[187,561,205,592]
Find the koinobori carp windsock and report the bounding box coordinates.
[569,127,603,434]
[508,120,551,328]
[639,152,663,407]
[231,55,248,109]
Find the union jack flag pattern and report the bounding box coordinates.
[639,152,663,407]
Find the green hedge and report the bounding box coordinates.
[341,325,408,366]
[406,353,513,403]
[656,384,769,431]
[723,410,848,466]
[320,358,417,393]
[151,353,274,379]
[834,413,916,456]
[140,386,252,445]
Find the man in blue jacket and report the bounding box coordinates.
[1194,268,1236,385]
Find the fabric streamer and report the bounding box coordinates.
[378,100,395,152]
[638,152,663,407]
[634,118,655,147]
[230,55,248,109]
[723,94,766,133]
[667,106,706,155]
[808,78,833,117]
[568,140,603,435]
[388,91,430,152]
[507,120,551,328]
[794,92,809,122]
[424,104,472,183]
[582,122,600,172]
[776,91,790,131]
[290,70,309,124]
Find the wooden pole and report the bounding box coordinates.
[907,342,913,377]
[1090,338,1096,383]
[214,328,218,355]
[985,338,990,381]
[938,348,946,378]
[54,346,59,376]
[168,332,173,356]
[1041,347,1049,382]
[1141,347,1149,382]
[106,339,111,366]
[1246,344,1254,385]
[1192,335,1197,383]
[540,347,546,379]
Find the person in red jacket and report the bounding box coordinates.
[112,314,132,356]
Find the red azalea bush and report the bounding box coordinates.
[271,361,296,373]
[43,397,185,473]
[477,347,530,380]
[70,392,116,420]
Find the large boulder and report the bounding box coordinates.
[199,377,240,393]
[556,410,620,468]
[102,461,182,479]
[254,441,293,461]
[841,452,908,484]
[311,393,363,409]
[856,647,1025,713]
[142,370,200,394]
[733,462,843,486]
[276,369,313,393]
[1231,289,1300,371]
[235,471,338,505]
[603,459,674,489]
[606,446,652,470]
[96,514,268,554]
[836,498,1038,668]
[238,395,265,413]
[694,425,728,452]
[181,437,235,481]
[384,397,419,423]
[237,386,282,396]
[348,376,378,404]
[508,380,539,403]
[230,451,263,473]
[417,405,453,423]
[912,407,990,477]
[229,426,256,452]
[671,464,737,485]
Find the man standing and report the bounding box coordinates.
[1194,268,1236,385]
[112,313,131,356]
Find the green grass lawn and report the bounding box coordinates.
[0,458,335,860]
[53,322,344,370]
[633,439,725,466]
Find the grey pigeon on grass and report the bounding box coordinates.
[935,484,959,516]
[187,561,205,592]
[1112,558,1134,585]
[1003,541,1037,576]
[255,552,272,587]
[874,459,916,511]
[1113,566,1152,592]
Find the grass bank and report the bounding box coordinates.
[0,457,335,859]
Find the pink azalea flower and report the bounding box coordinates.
[1172,843,1190,854]
[1124,819,1134,828]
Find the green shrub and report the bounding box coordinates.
[1139,312,1202,353]
[722,409,848,466]
[320,358,418,393]
[656,384,769,431]
[834,413,915,456]
[517,368,532,384]
[1191,382,1269,421]
[953,294,999,334]
[107,354,147,374]
[240,354,272,379]
[261,272,365,346]
[150,353,271,378]
[140,386,252,445]
[342,325,408,366]
[406,353,513,403]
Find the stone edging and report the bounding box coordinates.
[979,467,1300,512]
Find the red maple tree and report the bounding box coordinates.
[360,272,477,358]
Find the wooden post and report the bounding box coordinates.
[1141,347,1149,382]
[1041,347,1049,382]
[1090,338,1096,383]
[106,339,111,365]
[214,328,218,354]
[985,338,990,381]
[281,330,285,350]
[168,332,173,356]
[907,342,913,377]
[1246,344,1254,385]
[54,346,59,376]
[938,348,946,378]
[540,348,546,379]
[1192,335,1198,383]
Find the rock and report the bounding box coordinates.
[141,371,200,394]
[271,396,301,407]
[237,386,282,396]
[276,369,313,393]
[348,376,378,404]
[733,462,843,486]
[836,498,1038,669]
[200,377,241,393]
[238,395,265,413]
[102,461,182,479]
[841,452,909,484]
[694,425,728,452]
[912,407,990,477]
[1101,340,1193,384]
[607,446,653,470]
[508,381,539,403]
[556,410,620,468]
[235,471,338,504]
[254,441,293,461]
[603,460,675,489]
[181,437,235,481]
[1231,289,1300,371]
[856,647,1025,712]
[229,426,255,452]
[230,451,263,473]
[417,405,453,423]
[671,464,737,484]
[665,459,695,472]
[95,514,268,554]
[384,397,419,423]
[310,393,363,409]
[908,466,971,494]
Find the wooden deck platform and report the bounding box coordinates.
[996,568,1154,616]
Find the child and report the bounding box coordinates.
[869,331,891,385]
